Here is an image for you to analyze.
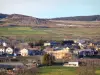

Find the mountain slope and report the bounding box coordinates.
[0,13,8,19]
[0,14,51,27]
[51,15,100,21]
[0,13,100,27]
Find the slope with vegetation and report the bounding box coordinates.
[0,13,100,27]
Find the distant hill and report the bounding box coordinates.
[51,15,100,21]
[0,13,8,19]
[0,14,51,27]
[0,13,100,27]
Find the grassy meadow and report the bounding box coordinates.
[96,70,100,75]
[38,66,100,75]
[38,66,77,75]
[0,27,47,35]
[0,27,100,41]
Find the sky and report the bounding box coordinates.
[0,0,100,18]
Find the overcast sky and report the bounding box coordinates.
[0,0,100,18]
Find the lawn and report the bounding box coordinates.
[38,66,77,75]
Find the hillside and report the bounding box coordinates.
[0,13,100,27]
[0,13,8,19]
[51,15,100,21]
[0,14,51,27]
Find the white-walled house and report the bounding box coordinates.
[44,43,51,46]
[6,47,13,54]
[20,48,28,56]
[63,62,79,67]
[2,42,7,47]
[0,48,5,55]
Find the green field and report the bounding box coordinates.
[38,66,77,75]
[96,70,100,75]
[0,27,100,41]
[38,66,100,75]
[0,27,47,35]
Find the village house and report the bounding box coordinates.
[0,47,5,55]
[20,48,28,56]
[45,47,70,59]
[28,46,43,56]
[13,47,20,56]
[6,47,13,55]
[2,42,7,47]
[44,42,51,46]
[73,49,98,58]
[63,62,79,67]
[96,45,100,51]
[62,40,74,46]
[75,39,88,49]
[28,49,43,56]
[50,41,60,47]
[75,39,86,44]
[44,41,60,48]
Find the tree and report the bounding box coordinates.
[40,46,45,51]
[38,39,45,46]
[42,54,55,66]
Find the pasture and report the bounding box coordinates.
[38,66,100,75]
[96,69,100,75]
[38,66,77,75]
[0,27,100,41]
[0,27,47,35]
